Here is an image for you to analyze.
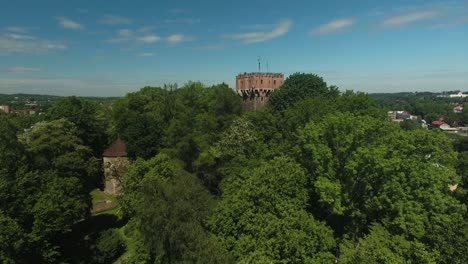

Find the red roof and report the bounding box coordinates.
[431,121,446,126]
[103,138,127,157]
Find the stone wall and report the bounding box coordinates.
[103,157,130,195]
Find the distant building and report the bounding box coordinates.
[388,110,418,122]
[454,105,464,113]
[102,138,130,195]
[236,72,284,111]
[0,105,10,113]
[449,91,468,98]
[10,109,35,114]
[431,120,447,128]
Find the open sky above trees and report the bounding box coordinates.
[1,0,467,96]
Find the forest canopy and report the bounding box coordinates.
[1,75,468,263]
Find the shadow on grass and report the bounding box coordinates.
[58,213,127,263]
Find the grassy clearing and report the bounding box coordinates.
[91,189,119,215]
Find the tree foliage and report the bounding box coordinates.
[269,72,339,112]
[121,154,230,263]
[46,96,107,155]
[210,156,336,263]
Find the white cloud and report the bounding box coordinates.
[138,52,155,57]
[110,30,160,44]
[109,29,134,43]
[5,33,35,40]
[311,18,355,34]
[138,35,161,43]
[57,17,83,30]
[0,32,67,54]
[382,10,441,27]
[100,14,131,25]
[6,27,27,33]
[224,19,293,44]
[9,66,41,73]
[166,34,192,44]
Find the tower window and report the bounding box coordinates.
[274,80,276,85]
[261,79,263,84]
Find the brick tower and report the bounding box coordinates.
[236,72,284,111]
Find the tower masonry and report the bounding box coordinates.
[236,72,284,111]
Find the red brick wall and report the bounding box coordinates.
[235,72,284,112]
[236,73,284,91]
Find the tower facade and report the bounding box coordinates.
[102,138,129,195]
[236,72,284,111]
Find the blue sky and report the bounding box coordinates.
[0,0,467,96]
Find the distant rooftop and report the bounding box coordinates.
[103,138,127,157]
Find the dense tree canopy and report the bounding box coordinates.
[0,119,98,262]
[46,96,107,156]
[210,156,336,263]
[121,154,229,263]
[3,76,468,263]
[269,72,339,112]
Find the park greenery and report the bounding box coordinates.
[2,74,468,263]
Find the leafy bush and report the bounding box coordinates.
[93,229,126,263]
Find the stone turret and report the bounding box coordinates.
[102,138,129,195]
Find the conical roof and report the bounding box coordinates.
[103,138,127,157]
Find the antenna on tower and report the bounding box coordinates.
[258,56,261,72]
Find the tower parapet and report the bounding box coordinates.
[236,72,284,111]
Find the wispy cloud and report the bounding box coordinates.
[57,17,83,30]
[382,10,441,27]
[138,52,155,57]
[8,66,41,73]
[110,29,161,43]
[109,29,134,43]
[100,14,131,25]
[311,18,355,34]
[138,35,161,43]
[164,18,200,24]
[225,19,293,44]
[166,34,192,44]
[5,33,35,40]
[0,31,67,54]
[5,26,28,33]
[110,29,193,45]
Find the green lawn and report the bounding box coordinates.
[91,189,120,216]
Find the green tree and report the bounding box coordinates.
[339,224,438,264]
[298,113,465,260]
[210,156,336,263]
[121,154,230,263]
[20,119,99,190]
[269,72,339,112]
[46,96,107,156]
[0,119,99,261]
[92,229,126,263]
[0,212,25,263]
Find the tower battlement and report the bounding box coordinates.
[236,72,284,111]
